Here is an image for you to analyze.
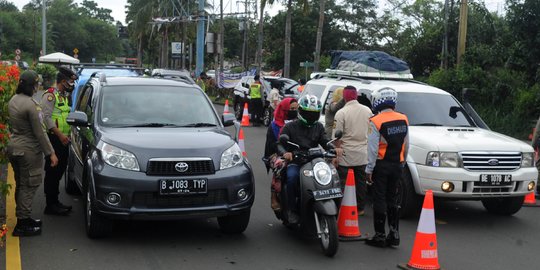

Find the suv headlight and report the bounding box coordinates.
[426,152,460,167]
[100,142,140,171]
[313,162,332,186]
[220,144,243,170]
[521,152,534,167]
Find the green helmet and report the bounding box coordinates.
[297,94,322,126]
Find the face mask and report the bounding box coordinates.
[287,110,298,120]
[64,81,75,92]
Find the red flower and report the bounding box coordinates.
[0,123,6,130]
[7,65,20,81]
[0,86,4,92]
[0,75,7,82]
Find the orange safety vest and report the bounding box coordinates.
[370,111,409,163]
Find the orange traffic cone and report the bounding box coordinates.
[238,128,247,157]
[337,169,368,241]
[399,190,442,270]
[240,103,250,127]
[223,99,230,114]
[523,192,540,207]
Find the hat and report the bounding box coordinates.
[343,85,358,102]
[57,66,78,80]
[19,70,40,84]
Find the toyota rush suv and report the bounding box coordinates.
[66,74,254,238]
[303,70,537,217]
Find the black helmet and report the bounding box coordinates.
[56,66,78,82]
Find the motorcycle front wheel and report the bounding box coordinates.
[318,214,338,257]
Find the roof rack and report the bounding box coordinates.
[320,69,414,80]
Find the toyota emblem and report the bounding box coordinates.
[175,162,189,172]
[487,159,499,166]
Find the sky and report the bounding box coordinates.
[10,0,505,26]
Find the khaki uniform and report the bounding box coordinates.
[7,94,54,219]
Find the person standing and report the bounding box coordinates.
[40,66,78,216]
[333,86,373,216]
[324,87,345,137]
[297,78,306,92]
[8,70,58,236]
[196,71,207,93]
[365,87,409,248]
[249,74,263,126]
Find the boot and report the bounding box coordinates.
[22,218,42,227]
[44,204,70,216]
[386,206,400,247]
[271,191,281,211]
[366,212,387,248]
[56,201,73,211]
[12,219,41,237]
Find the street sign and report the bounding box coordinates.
[300,61,314,68]
[15,55,20,61]
[73,48,79,54]
[15,48,21,55]
[171,42,183,54]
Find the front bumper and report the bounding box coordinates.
[91,163,254,220]
[409,163,537,198]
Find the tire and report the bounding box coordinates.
[65,156,80,195]
[85,183,113,238]
[398,169,421,218]
[481,196,524,216]
[318,214,338,257]
[263,107,272,127]
[218,209,251,234]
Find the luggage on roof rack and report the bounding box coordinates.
[328,51,412,79]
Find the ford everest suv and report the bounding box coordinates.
[303,69,537,217]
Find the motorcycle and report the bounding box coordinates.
[271,131,343,257]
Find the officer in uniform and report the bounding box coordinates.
[40,66,78,215]
[249,74,263,126]
[8,70,58,236]
[365,87,409,248]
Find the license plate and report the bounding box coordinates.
[159,179,207,195]
[313,188,343,201]
[478,174,512,186]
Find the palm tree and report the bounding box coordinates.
[313,0,326,72]
[256,0,275,73]
[126,0,156,67]
[283,0,308,78]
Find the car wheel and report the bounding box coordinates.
[65,154,80,195]
[398,168,421,218]
[217,209,251,234]
[481,196,524,216]
[85,181,113,238]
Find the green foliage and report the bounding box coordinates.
[34,64,57,89]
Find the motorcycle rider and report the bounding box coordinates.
[365,87,409,247]
[276,95,332,223]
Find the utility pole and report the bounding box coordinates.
[196,0,205,77]
[219,0,224,80]
[457,0,468,66]
[441,0,450,69]
[241,1,248,71]
[42,0,46,55]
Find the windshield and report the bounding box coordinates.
[99,85,219,127]
[396,92,475,127]
[300,84,326,100]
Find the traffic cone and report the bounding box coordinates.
[337,169,368,241]
[523,192,540,207]
[238,128,247,157]
[223,99,230,114]
[240,103,250,127]
[398,190,442,270]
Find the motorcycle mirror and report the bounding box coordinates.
[334,130,343,140]
[279,134,290,144]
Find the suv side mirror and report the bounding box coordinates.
[222,113,236,127]
[66,111,89,127]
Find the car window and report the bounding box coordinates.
[77,85,93,111]
[396,92,475,127]
[99,85,219,127]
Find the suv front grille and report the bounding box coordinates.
[146,158,215,176]
[132,190,227,208]
[461,152,521,171]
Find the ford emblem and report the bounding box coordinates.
[487,159,499,166]
[175,162,189,173]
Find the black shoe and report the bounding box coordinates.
[386,231,400,247]
[366,233,387,248]
[12,223,41,237]
[21,218,42,227]
[55,201,73,211]
[44,204,70,216]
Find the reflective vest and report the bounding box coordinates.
[197,78,206,92]
[250,83,262,99]
[370,111,408,163]
[52,91,71,135]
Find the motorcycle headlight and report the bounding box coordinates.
[313,162,332,186]
[220,144,243,170]
[100,142,140,171]
[426,152,459,167]
[521,152,534,167]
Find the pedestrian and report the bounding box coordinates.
[249,74,263,126]
[333,85,373,216]
[297,78,306,92]
[8,70,58,236]
[40,66,78,216]
[196,71,207,93]
[268,81,281,112]
[324,87,345,137]
[365,87,409,248]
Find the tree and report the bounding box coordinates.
[282,0,308,77]
[0,0,18,12]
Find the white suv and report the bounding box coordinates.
[303,70,537,217]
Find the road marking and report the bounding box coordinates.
[6,165,22,270]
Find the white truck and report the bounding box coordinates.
[303,69,537,217]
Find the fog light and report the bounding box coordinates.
[528,181,536,191]
[237,189,248,201]
[441,181,454,193]
[303,170,313,177]
[106,192,121,205]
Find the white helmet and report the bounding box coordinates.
[371,87,398,112]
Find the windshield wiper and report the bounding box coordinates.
[415,123,443,126]
[180,122,217,127]
[118,123,181,127]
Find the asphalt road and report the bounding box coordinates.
[12,105,540,270]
